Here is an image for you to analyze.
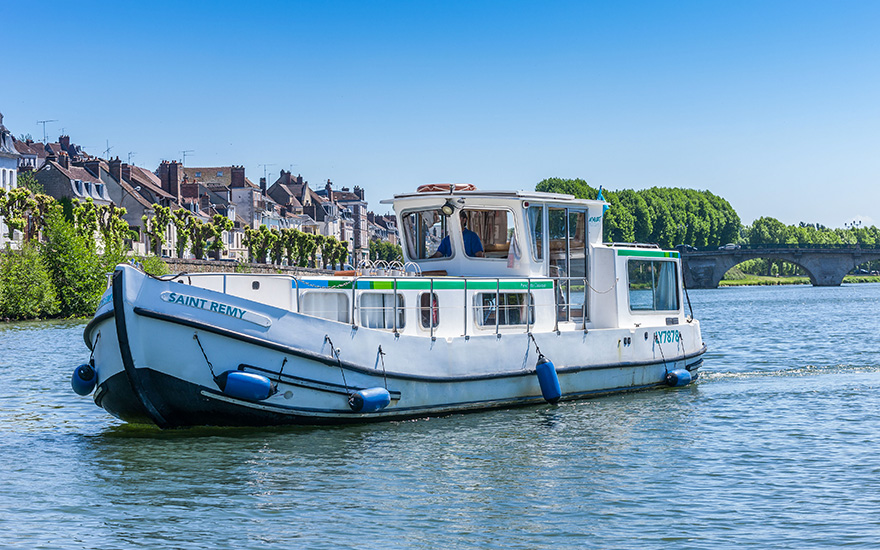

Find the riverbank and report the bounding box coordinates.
[720,274,880,286]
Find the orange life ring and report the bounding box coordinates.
[416,183,477,193]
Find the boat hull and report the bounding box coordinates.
[84,265,705,428]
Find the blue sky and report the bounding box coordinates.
[2,1,879,227]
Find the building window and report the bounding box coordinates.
[216,171,223,177]
[301,292,350,323]
[195,171,202,178]
[475,293,534,326]
[628,259,679,311]
[359,293,405,329]
[419,292,439,329]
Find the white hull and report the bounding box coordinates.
[84,265,704,427]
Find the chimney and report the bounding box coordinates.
[259,177,267,195]
[58,152,69,169]
[83,159,102,178]
[159,160,183,203]
[109,156,122,181]
[296,174,304,185]
[231,165,245,188]
[59,135,70,153]
[354,185,365,201]
[280,169,291,185]
[121,163,131,182]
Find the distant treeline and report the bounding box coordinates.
[536,178,740,249]
[537,178,880,249]
[536,178,880,276]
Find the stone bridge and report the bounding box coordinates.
[680,246,880,289]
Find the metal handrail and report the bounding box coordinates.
[186,272,609,337]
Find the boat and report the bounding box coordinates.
[73,184,706,427]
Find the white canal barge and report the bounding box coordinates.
[75,185,706,427]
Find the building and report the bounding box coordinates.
[0,111,22,248]
[33,153,112,206]
[317,181,369,264]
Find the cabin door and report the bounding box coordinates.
[548,207,589,324]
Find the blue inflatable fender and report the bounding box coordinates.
[535,354,561,404]
[71,363,97,396]
[216,371,275,401]
[349,387,392,413]
[665,369,692,387]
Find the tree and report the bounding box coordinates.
[171,209,192,258]
[369,240,403,263]
[142,204,173,255]
[0,243,59,319]
[0,187,37,242]
[41,208,106,317]
[186,214,235,260]
[207,214,235,257]
[281,228,299,266]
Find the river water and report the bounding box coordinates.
[2,284,880,549]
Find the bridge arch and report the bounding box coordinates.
[681,247,880,289]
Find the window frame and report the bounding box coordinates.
[400,207,454,261]
[626,258,680,313]
[300,290,351,323]
[418,292,440,330]
[358,292,406,330]
[473,292,535,328]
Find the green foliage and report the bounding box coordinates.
[243,225,275,263]
[16,171,44,195]
[269,228,284,264]
[41,209,107,317]
[536,178,742,249]
[171,209,192,258]
[137,254,170,276]
[0,244,59,320]
[142,204,173,255]
[369,240,403,263]
[0,187,37,241]
[185,213,234,260]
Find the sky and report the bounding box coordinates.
[2,0,879,227]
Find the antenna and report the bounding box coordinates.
[128,151,136,164]
[180,150,194,166]
[36,119,58,143]
[103,140,113,159]
[259,163,276,181]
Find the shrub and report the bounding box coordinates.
[41,209,107,317]
[0,244,59,320]
[138,255,170,276]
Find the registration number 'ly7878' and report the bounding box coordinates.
[654,330,680,344]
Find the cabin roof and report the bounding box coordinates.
[379,189,605,207]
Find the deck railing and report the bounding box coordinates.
[182,272,594,336]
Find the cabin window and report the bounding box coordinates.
[419,292,439,329]
[359,293,405,329]
[475,293,535,327]
[301,292,350,323]
[528,206,543,260]
[628,260,679,312]
[402,209,449,259]
[460,209,517,260]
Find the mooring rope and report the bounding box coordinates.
[377,346,389,390]
[325,335,349,392]
[193,332,218,380]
